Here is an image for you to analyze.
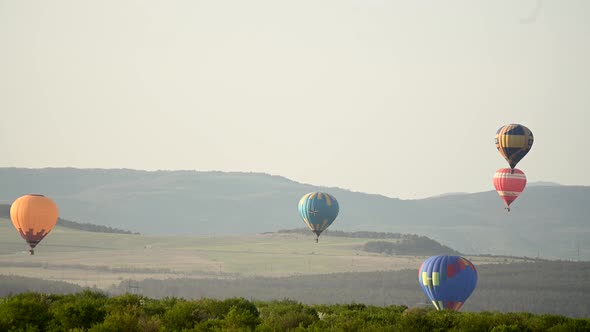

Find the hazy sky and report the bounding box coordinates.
[0,1,588,199]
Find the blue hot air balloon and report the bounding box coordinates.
[298,192,339,242]
[418,255,478,311]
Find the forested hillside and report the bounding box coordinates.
[106,261,590,318]
[2,261,588,317]
[0,275,85,296]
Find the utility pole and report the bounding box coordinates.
[127,280,141,295]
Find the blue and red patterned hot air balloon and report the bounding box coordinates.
[418,255,478,311]
[298,192,339,242]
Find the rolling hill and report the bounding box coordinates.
[0,167,588,260]
[0,215,485,289]
[0,209,587,317]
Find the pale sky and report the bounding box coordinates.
[0,0,588,199]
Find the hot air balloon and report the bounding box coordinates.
[495,124,534,171]
[10,194,59,255]
[494,168,527,212]
[298,192,339,242]
[418,255,478,311]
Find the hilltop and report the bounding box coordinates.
[0,167,588,260]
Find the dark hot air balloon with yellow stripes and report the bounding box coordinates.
[10,194,59,255]
[495,124,534,170]
[298,192,339,242]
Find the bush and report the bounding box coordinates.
[0,293,52,332]
[257,300,318,331]
[88,311,139,332]
[224,306,261,331]
[490,325,521,332]
[49,290,107,330]
[162,300,203,331]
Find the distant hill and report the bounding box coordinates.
[0,204,138,235]
[430,192,470,198]
[279,229,461,256]
[0,167,588,260]
[528,181,563,187]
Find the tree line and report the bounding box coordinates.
[0,204,138,235]
[0,291,588,331]
[0,275,84,298]
[278,228,409,239]
[277,228,461,256]
[56,218,140,235]
[362,239,461,256]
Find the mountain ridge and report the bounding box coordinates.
[0,167,587,260]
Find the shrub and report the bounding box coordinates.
[49,290,107,330]
[257,300,319,331]
[87,311,139,332]
[0,293,52,332]
[161,300,203,330]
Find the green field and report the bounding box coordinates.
[0,218,514,289]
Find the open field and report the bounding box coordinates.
[0,218,522,289]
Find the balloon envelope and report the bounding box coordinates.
[10,194,59,254]
[495,124,533,169]
[418,255,478,311]
[494,168,527,210]
[298,192,339,239]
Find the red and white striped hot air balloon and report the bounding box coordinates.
[493,168,527,212]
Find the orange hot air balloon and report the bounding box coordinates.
[10,194,59,255]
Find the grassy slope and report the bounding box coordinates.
[0,218,512,289]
